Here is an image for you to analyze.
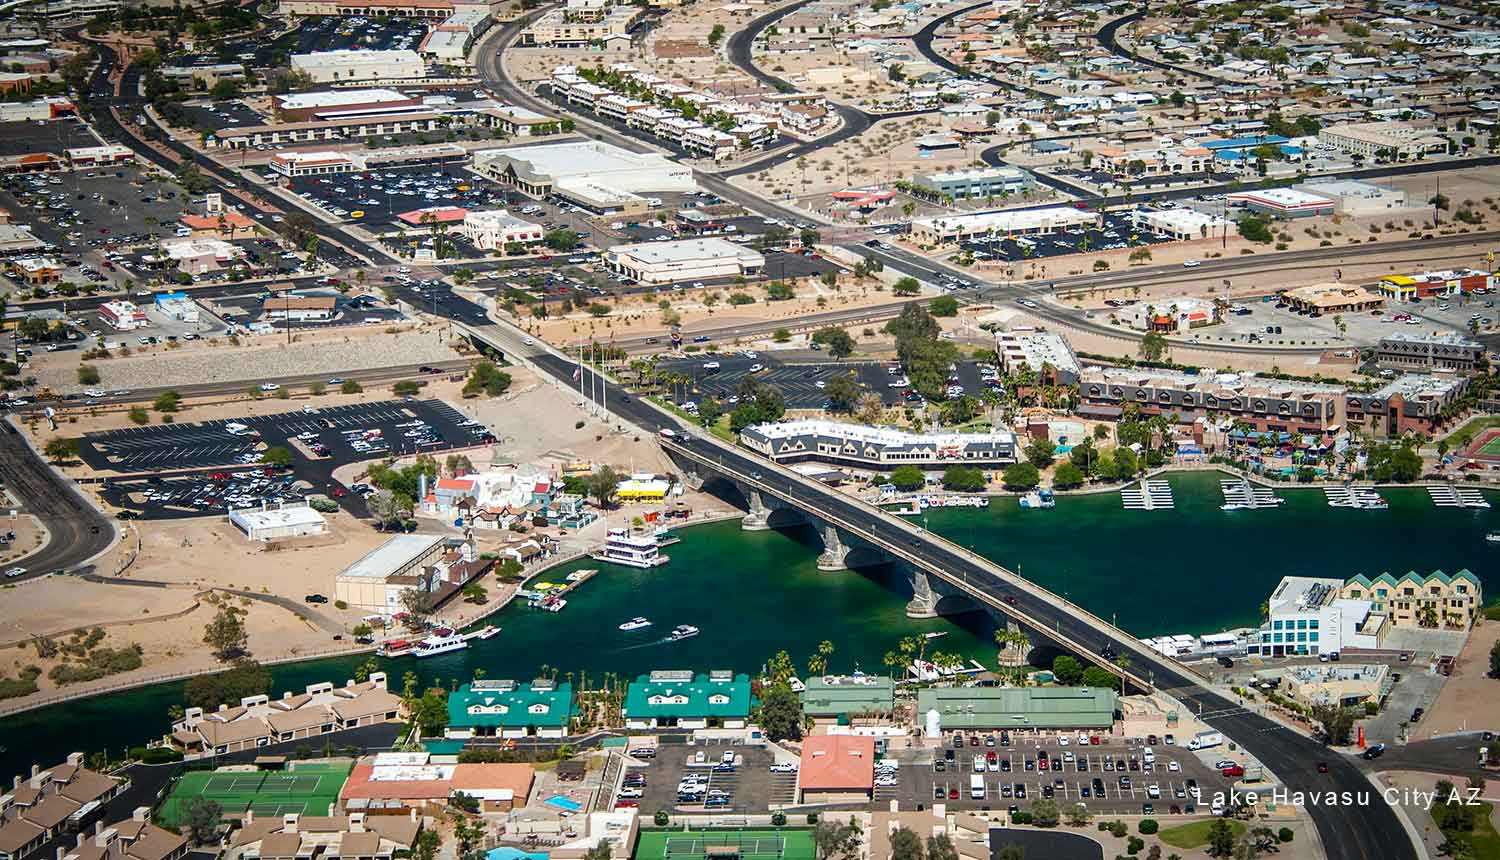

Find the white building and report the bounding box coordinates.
[910,206,1096,245]
[1131,207,1232,240]
[604,238,764,285]
[290,49,425,84]
[459,210,545,250]
[472,140,694,201]
[268,151,358,178]
[422,9,492,66]
[1251,575,1384,658]
[334,534,447,614]
[229,502,329,542]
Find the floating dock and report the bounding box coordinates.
[1122,479,1174,510]
[1324,486,1388,509]
[1428,486,1491,509]
[1219,479,1283,510]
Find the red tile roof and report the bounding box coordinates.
[799,735,874,792]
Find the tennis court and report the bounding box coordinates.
[157,762,352,827]
[635,829,815,860]
[1479,435,1500,457]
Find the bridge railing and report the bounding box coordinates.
[665,438,1178,692]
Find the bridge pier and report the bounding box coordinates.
[816,525,850,572]
[683,470,704,491]
[741,489,772,531]
[906,569,939,618]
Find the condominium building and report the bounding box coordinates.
[993,330,1080,385]
[1250,576,1383,658]
[520,5,642,47]
[1340,569,1482,630]
[444,679,574,739]
[0,755,124,860]
[1376,332,1484,374]
[1077,366,1347,435]
[169,675,401,755]
[1344,373,1468,437]
[1319,121,1447,159]
[740,419,1018,468]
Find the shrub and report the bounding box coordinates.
[770,812,787,826]
[1138,819,1158,834]
[654,811,669,826]
[1278,827,1294,843]
[1109,821,1128,838]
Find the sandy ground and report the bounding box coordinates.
[0,515,46,567]
[1420,619,1500,738]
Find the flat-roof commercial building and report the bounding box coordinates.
[1375,268,1496,303]
[800,675,895,722]
[274,88,421,122]
[1319,121,1447,159]
[228,502,328,542]
[741,419,1018,468]
[99,300,148,331]
[604,238,763,285]
[1227,187,1335,218]
[269,151,357,178]
[0,224,43,256]
[264,296,337,321]
[1376,331,1484,374]
[916,687,1118,731]
[1345,373,1468,437]
[622,670,753,730]
[798,735,874,804]
[910,206,1095,245]
[65,146,133,169]
[1250,576,1382,658]
[444,679,574,739]
[1131,207,1232,240]
[458,210,544,250]
[1078,366,1348,436]
[1281,663,1389,708]
[290,50,425,84]
[912,166,1034,200]
[993,330,1080,386]
[471,141,694,200]
[333,534,447,614]
[1279,283,1383,314]
[7,256,59,286]
[339,753,534,813]
[1296,180,1410,216]
[421,9,492,66]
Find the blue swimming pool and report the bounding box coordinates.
[542,795,583,811]
[488,848,549,860]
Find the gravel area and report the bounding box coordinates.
[38,329,464,393]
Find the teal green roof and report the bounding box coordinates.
[448,682,574,729]
[800,676,895,717]
[623,673,753,720]
[1344,569,1480,590]
[423,740,466,755]
[915,686,1117,730]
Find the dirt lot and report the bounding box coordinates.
[1420,620,1500,738]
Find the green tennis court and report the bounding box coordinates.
[636,829,815,860]
[1478,435,1500,456]
[157,762,351,827]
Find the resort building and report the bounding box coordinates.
[1318,121,1447,160]
[339,754,534,813]
[800,675,896,724]
[622,671,754,729]
[910,206,1095,245]
[1251,576,1383,658]
[444,680,574,739]
[740,420,1018,468]
[798,735,875,804]
[0,754,124,860]
[911,166,1034,200]
[1076,367,1347,436]
[65,809,187,860]
[228,502,328,542]
[170,675,402,755]
[289,50,425,85]
[1340,570,1483,630]
[1278,284,1384,315]
[1345,373,1469,437]
[232,810,423,860]
[993,330,1080,386]
[1376,332,1484,374]
[915,687,1118,732]
[603,239,764,285]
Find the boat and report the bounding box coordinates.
[472,625,500,640]
[376,639,414,658]
[1487,531,1500,544]
[653,526,681,547]
[1019,489,1055,509]
[412,631,468,658]
[592,528,670,568]
[542,597,567,612]
[619,617,653,631]
[668,624,700,641]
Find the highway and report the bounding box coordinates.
[0,422,115,579]
[458,314,1415,860]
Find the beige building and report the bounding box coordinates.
[520,6,641,46]
[1318,122,1447,159]
[0,754,125,860]
[1279,664,1388,708]
[170,674,401,755]
[1278,283,1384,315]
[1340,569,1483,630]
[333,534,447,614]
[290,50,424,84]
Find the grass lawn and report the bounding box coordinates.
[1158,819,1247,850]
[1434,800,1500,860]
[1441,416,1500,450]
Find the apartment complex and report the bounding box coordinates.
[0,755,124,860]
[1077,367,1347,436]
[169,675,401,755]
[1340,569,1483,630]
[1344,373,1469,437]
[61,810,187,860]
[740,419,1018,468]
[232,810,422,860]
[1376,332,1484,374]
[1319,121,1447,159]
[521,6,642,47]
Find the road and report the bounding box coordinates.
[0,421,115,579]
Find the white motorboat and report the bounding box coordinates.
[619,617,653,631]
[668,624,700,641]
[592,528,670,568]
[412,631,467,658]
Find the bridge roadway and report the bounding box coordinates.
[458,318,1413,860]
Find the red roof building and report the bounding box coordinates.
[798,735,874,803]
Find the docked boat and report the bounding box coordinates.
[472,625,500,640]
[668,624,700,641]
[376,639,414,658]
[592,528,670,568]
[1487,531,1500,544]
[619,617,653,631]
[542,597,567,612]
[653,527,681,547]
[412,631,468,658]
[1019,490,1055,509]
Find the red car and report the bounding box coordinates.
[1090,736,1101,745]
[331,487,348,498]
[947,787,958,800]
[1222,765,1244,778]
[1316,762,1329,773]
[613,801,638,809]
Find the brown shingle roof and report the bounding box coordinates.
[58,769,119,804]
[0,819,44,854]
[23,793,81,829]
[196,718,271,746]
[258,832,304,859]
[330,691,400,723]
[266,708,333,735]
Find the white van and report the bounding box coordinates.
[225,422,254,436]
[969,775,985,800]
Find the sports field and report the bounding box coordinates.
[157,762,351,827]
[1479,435,1500,457]
[635,829,816,860]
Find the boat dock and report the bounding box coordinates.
[1325,486,1388,509]
[523,568,599,612]
[1219,479,1283,510]
[1121,479,1174,510]
[1428,485,1492,509]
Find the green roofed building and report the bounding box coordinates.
[623,670,754,730]
[445,679,574,740]
[800,675,895,723]
[916,686,1118,731]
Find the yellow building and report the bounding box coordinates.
[616,476,670,501]
[1340,569,1482,630]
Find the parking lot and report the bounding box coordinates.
[289,162,515,229]
[914,732,1237,816]
[0,117,99,158]
[168,100,270,136]
[0,168,184,252]
[85,398,489,500]
[618,739,777,814]
[654,355,1000,410]
[958,211,1176,263]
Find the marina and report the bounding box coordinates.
[1121,479,1175,510]
[1427,485,1492,508]
[1325,485,1389,509]
[1219,478,1284,511]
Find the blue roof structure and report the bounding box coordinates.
[1202,134,1289,151]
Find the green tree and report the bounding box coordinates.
[202,606,248,662]
[1024,440,1056,468]
[1051,655,1084,685]
[1081,666,1118,688]
[182,797,222,845]
[890,828,924,860]
[183,661,271,709]
[587,465,621,509]
[758,682,803,741]
[1138,332,1169,362]
[942,466,986,492]
[1207,819,1237,857]
[823,373,862,412]
[128,406,149,425]
[814,818,862,860]
[1237,215,1273,243]
[462,361,513,397]
[260,446,294,467]
[1030,797,1060,827]
[892,277,921,296]
[889,465,926,491]
[43,437,79,463]
[1053,462,1084,488]
[153,390,182,412]
[926,835,959,860]
[341,379,364,394]
[1489,638,1500,679]
[544,229,579,250]
[929,295,959,317]
[811,327,855,358]
[1310,703,1357,745]
[77,364,100,385]
[1001,462,1040,489]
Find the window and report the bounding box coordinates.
[1273,620,1283,630]
[1273,632,1283,643]
[1296,619,1307,629]
[1309,619,1319,629]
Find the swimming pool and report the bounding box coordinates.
[543,795,583,812]
[488,848,549,860]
